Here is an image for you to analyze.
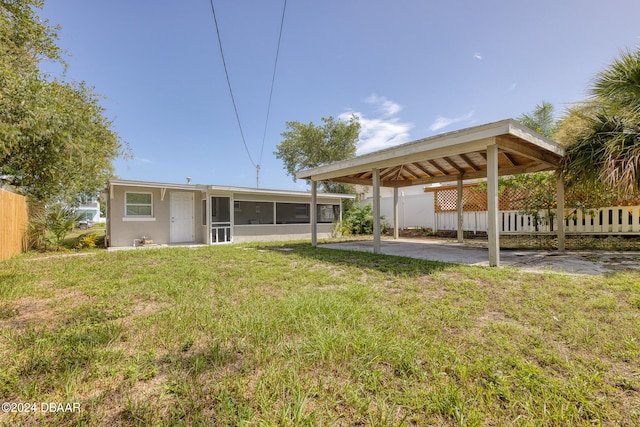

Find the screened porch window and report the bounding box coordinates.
[234,201,274,224]
[276,203,309,224]
[125,192,153,217]
[318,204,340,223]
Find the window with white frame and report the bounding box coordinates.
[125,192,153,217]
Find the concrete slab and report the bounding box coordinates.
[320,238,640,276]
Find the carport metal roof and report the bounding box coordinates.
[296,119,564,187]
[296,119,567,267]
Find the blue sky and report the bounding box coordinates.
[40,0,640,191]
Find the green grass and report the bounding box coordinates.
[0,242,639,426]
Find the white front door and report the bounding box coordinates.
[170,192,194,243]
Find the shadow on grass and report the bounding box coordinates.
[254,241,454,278]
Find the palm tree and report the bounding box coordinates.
[517,100,557,138]
[561,48,640,194]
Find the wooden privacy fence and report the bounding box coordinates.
[0,189,29,260]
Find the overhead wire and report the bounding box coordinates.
[208,0,288,182]
[209,0,256,168]
[259,0,287,167]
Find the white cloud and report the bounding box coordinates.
[473,52,483,60]
[509,82,518,91]
[365,94,402,116]
[135,157,153,164]
[428,111,475,132]
[339,94,413,155]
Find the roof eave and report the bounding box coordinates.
[296,119,565,182]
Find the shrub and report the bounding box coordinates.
[28,204,79,250]
[336,204,385,235]
[76,233,98,249]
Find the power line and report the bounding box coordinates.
[259,0,287,167]
[209,0,256,168]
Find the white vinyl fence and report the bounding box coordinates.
[361,192,436,230]
[362,190,640,236]
[436,206,640,235]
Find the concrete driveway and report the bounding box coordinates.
[320,238,640,276]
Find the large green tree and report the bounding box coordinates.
[275,115,360,194]
[560,48,640,195]
[0,0,125,204]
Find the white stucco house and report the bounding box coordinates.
[105,179,353,248]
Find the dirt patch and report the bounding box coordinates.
[0,287,89,330]
[24,252,98,262]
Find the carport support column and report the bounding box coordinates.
[487,144,500,267]
[393,187,399,239]
[457,176,464,243]
[311,180,317,247]
[373,168,381,253]
[556,174,565,252]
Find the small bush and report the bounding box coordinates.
[336,204,385,235]
[28,204,79,250]
[76,233,98,249]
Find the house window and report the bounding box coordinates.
[125,192,153,217]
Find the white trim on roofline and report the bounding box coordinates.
[108,179,355,200]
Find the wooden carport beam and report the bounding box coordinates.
[443,157,466,175]
[323,158,553,188]
[411,162,434,177]
[322,176,374,186]
[300,137,493,182]
[459,153,481,171]
[496,136,561,167]
[428,160,450,176]
[502,151,519,167]
[382,162,551,188]
[401,165,420,179]
[380,166,401,180]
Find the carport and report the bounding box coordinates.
[296,119,566,266]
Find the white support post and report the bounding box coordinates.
[556,174,565,252]
[311,180,317,247]
[457,176,464,243]
[487,144,500,267]
[393,187,399,240]
[373,168,381,253]
[206,194,211,244]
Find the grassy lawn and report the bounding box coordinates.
[1,242,639,426]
